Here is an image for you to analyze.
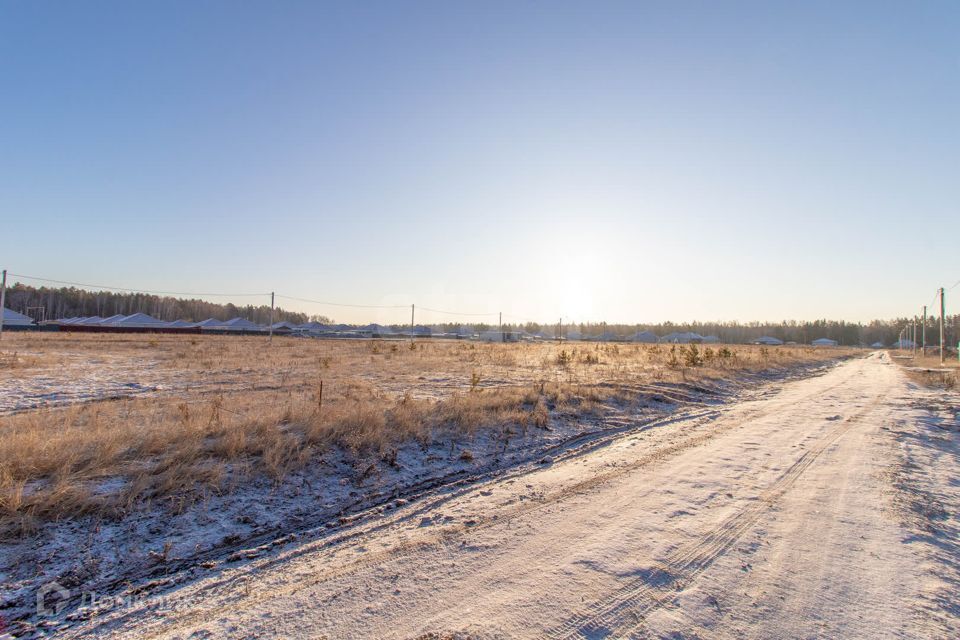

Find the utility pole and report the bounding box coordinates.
[499,311,503,342]
[922,305,927,357]
[268,292,275,343]
[940,287,946,365]
[558,317,562,344]
[0,269,6,341]
[410,303,415,342]
[912,318,916,356]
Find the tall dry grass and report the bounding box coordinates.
[891,351,958,390]
[0,334,858,537]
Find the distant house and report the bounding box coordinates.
[357,323,394,337]
[268,321,298,334]
[630,331,659,343]
[480,329,513,342]
[200,317,262,333]
[296,321,331,335]
[752,336,784,346]
[811,338,838,347]
[451,325,475,339]
[2,307,34,327]
[222,317,262,331]
[870,341,885,348]
[114,313,166,328]
[590,331,620,342]
[661,332,704,344]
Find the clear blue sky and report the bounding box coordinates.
[2,1,957,324]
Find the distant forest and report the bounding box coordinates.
[507,318,959,347]
[2,284,326,326]
[3,283,956,347]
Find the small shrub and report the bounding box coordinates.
[683,345,703,367]
[667,345,680,368]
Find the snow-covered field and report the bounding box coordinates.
[25,351,957,639]
[0,336,850,638]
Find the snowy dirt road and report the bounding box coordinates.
[65,353,959,639]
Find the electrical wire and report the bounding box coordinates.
[274,293,408,309]
[8,273,268,297]
[416,306,499,317]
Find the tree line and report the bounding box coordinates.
[2,284,321,326]
[467,317,958,346]
[4,283,955,346]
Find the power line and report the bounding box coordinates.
[8,273,268,297]
[948,279,960,292]
[274,293,408,310]
[417,306,499,317]
[501,312,544,325]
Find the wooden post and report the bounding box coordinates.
[0,269,6,341]
[912,318,916,356]
[268,291,275,343]
[922,305,926,357]
[940,287,946,365]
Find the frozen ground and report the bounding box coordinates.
[26,351,957,640]
[0,357,837,638]
[0,356,297,416]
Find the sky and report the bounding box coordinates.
[1,1,957,325]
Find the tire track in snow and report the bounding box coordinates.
[58,364,856,639]
[543,396,881,640]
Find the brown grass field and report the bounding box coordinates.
[0,333,859,538]
[890,349,959,390]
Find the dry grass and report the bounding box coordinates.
[891,350,959,390]
[0,334,858,537]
